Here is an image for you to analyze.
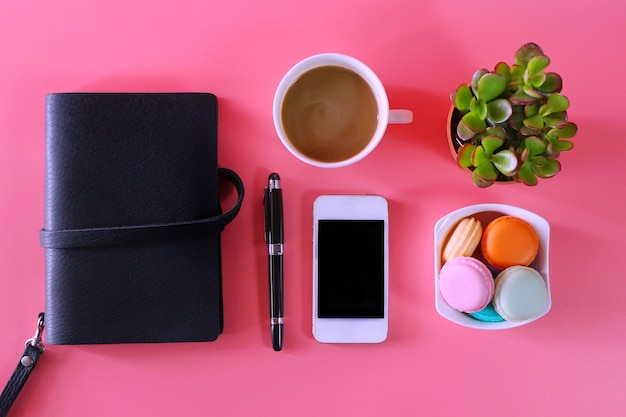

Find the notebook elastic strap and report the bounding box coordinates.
[39,168,245,249]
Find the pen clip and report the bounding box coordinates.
[263,187,270,243]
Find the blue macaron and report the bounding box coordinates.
[468,301,504,322]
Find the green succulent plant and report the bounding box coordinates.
[450,43,577,187]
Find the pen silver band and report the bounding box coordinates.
[269,177,280,189]
[268,243,283,255]
[271,317,284,325]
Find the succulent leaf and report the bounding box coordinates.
[520,147,530,162]
[477,73,506,102]
[523,114,544,130]
[541,93,570,115]
[472,99,488,120]
[522,85,544,99]
[509,89,537,105]
[472,146,488,166]
[549,122,578,138]
[516,164,539,186]
[524,104,539,117]
[472,171,495,188]
[457,119,477,141]
[549,138,574,152]
[473,161,498,182]
[486,99,513,124]
[491,150,518,176]
[527,55,550,76]
[516,162,539,185]
[523,136,546,155]
[471,69,489,96]
[543,112,568,128]
[515,43,544,67]
[509,65,524,86]
[529,71,547,88]
[481,135,505,154]
[520,125,542,136]
[457,144,475,168]
[532,157,561,178]
[453,84,473,111]
[494,62,511,82]
[531,155,548,165]
[537,72,562,93]
[461,111,487,133]
[484,126,506,139]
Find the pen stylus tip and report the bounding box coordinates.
[269,172,280,181]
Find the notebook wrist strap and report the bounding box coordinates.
[0,313,45,417]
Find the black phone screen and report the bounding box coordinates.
[317,220,385,318]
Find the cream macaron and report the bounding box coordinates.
[441,217,483,264]
[493,266,548,322]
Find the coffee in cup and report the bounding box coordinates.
[273,53,412,168]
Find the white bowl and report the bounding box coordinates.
[434,204,551,329]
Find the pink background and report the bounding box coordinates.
[1,1,625,416]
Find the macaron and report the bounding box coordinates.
[493,266,548,322]
[481,216,539,270]
[468,302,504,322]
[439,256,494,313]
[441,217,483,263]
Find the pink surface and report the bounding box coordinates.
[1,1,625,416]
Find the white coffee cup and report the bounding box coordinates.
[273,53,413,168]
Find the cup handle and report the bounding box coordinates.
[388,109,413,124]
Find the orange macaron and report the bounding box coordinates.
[481,216,539,270]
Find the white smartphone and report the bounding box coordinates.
[312,195,389,343]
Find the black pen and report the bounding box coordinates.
[263,173,284,351]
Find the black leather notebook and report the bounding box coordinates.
[40,93,242,345]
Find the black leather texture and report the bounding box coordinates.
[41,93,242,345]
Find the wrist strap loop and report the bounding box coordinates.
[0,313,45,417]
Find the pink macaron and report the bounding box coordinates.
[439,256,494,313]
